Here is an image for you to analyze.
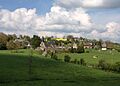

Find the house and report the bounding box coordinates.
[54,38,67,41]
[101,42,107,50]
[84,43,93,49]
[40,41,46,51]
[73,42,77,49]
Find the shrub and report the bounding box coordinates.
[80,58,86,66]
[69,47,77,53]
[64,55,71,62]
[86,51,89,53]
[117,49,120,52]
[98,59,105,69]
[73,59,77,64]
[0,43,6,50]
[113,62,120,72]
[51,53,58,60]
[77,45,85,53]
[98,59,111,70]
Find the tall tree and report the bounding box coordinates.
[0,33,8,50]
[30,35,41,49]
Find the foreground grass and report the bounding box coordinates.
[0,49,120,86]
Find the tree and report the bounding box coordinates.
[0,33,8,50]
[77,42,84,53]
[67,35,74,42]
[64,55,71,62]
[8,34,17,41]
[0,43,6,50]
[30,35,41,49]
[96,39,102,49]
[80,58,86,66]
[6,40,17,50]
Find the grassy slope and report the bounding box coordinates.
[0,50,120,86]
[57,49,120,64]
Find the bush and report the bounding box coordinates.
[73,59,77,64]
[113,62,120,72]
[98,59,112,71]
[117,49,120,52]
[64,55,71,62]
[86,51,89,53]
[51,53,58,60]
[0,43,6,50]
[80,58,86,66]
[77,45,85,53]
[69,47,77,53]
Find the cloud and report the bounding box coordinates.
[90,22,120,42]
[55,0,120,8]
[82,0,120,8]
[0,6,92,35]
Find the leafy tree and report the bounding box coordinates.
[80,58,86,66]
[0,33,8,50]
[77,42,84,53]
[30,35,41,49]
[64,55,71,62]
[0,43,6,50]
[23,35,31,42]
[6,40,17,50]
[67,35,74,42]
[8,34,17,41]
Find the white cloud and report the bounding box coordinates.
[0,5,93,35]
[90,22,120,42]
[55,0,120,8]
[82,0,103,8]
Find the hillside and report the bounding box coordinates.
[0,50,120,86]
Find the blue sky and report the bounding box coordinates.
[0,0,120,42]
[0,0,53,15]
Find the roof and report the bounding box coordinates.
[54,38,67,41]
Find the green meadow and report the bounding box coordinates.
[0,49,120,86]
[57,49,120,64]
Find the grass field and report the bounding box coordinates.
[0,49,120,86]
[57,49,120,65]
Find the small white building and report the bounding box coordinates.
[73,43,77,49]
[101,42,107,50]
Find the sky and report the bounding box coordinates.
[0,0,120,42]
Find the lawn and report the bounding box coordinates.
[0,49,120,86]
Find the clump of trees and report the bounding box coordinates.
[0,33,32,50]
[77,44,85,53]
[70,43,85,53]
[97,59,120,73]
[0,33,8,50]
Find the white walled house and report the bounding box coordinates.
[101,42,107,50]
